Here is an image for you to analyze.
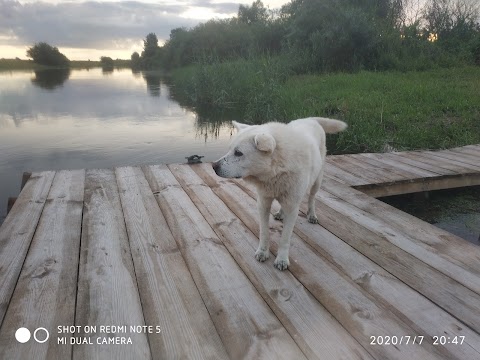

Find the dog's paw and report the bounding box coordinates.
[255,248,270,262]
[273,210,284,221]
[307,215,318,224]
[273,257,289,271]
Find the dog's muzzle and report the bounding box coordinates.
[212,161,221,175]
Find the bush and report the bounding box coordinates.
[100,56,114,70]
[26,42,70,67]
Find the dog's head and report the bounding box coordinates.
[212,121,276,179]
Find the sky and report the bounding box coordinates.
[0,0,289,60]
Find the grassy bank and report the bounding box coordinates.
[171,63,480,154]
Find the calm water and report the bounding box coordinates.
[0,68,234,224]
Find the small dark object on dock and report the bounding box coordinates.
[185,155,204,164]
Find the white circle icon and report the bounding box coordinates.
[15,327,31,343]
[33,327,49,343]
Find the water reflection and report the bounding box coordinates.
[142,71,161,97]
[0,67,235,225]
[163,75,239,141]
[31,68,71,90]
[102,67,114,75]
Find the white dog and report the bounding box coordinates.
[212,117,347,270]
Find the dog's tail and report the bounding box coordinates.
[314,117,347,134]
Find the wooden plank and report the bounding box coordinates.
[169,164,374,360]
[74,169,150,360]
[315,188,480,293]
[310,191,480,330]
[323,163,367,186]
[324,177,480,281]
[193,163,447,360]
[427,150,480,170]
[359,153,439,178]
[326,156,385,184]
[0,171,55,325]
[339,154,410,182]
[463,144,480,152]
[450,145,480,156]
[388,152,457,175]
[0,170,85,360]
[290,204,480,358]
[354,173,480,197]
[115,166,228,359]
[142,164,306,360]
[398,151,474,173]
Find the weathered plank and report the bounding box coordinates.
[389,152,457,175]
[193,163,446,360]
[450,145,480,157]
[425,150,480,171]
[324,177,480,278]
[0,171,55,325]
[337,154,409,182]
[305,191,480,332]
[0,170,85,360]
[74,169,150,360]
[353,153,437,179]
[354,173,480,197]
[324,162,366,185]
[142,164,306,360]
[291,206,480,358]
[316,186,480,290]
[397,151,473,174]
[327,157,384,183]
[115,166,228,359]
[169,164,374,360]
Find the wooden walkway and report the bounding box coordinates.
[0,145,480,359]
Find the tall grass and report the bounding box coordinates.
[171,56,290,121]
[171,63,480,154]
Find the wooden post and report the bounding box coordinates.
[7,198,17,214]
[6,172,32,215]
[21,172,32,190]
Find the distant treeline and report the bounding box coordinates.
[5,42,131,70]
[132,0,480,72]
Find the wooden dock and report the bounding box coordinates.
[0,145,479,360]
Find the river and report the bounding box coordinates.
[0,67,233,224]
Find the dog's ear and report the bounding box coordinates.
[232,121,250,131]
[254,133,276,153]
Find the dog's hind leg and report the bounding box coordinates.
[274,204,299,271]
[307,172,323,224]
[255,196,273,262]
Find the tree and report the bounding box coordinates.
[238,0,268,24]
[100,56,114,70]
[131,51,141,68]
[26,42,70,67]
[143,33,159,58]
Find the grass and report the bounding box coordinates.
[278,67,480,153]
[171,63,480,154]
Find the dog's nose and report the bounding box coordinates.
[212,161,220,174]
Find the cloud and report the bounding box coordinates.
[0,0,242,57]
[0,0,288,59]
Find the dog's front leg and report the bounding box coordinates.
[255,196,273,262]
[274,205,299,270]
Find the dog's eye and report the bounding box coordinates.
[234,149,243,157]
